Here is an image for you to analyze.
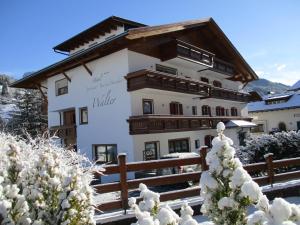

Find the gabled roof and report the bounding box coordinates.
[248,93,300,113]
[54,16,146,52]
[11,16,258,89]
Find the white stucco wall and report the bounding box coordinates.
[249,108,300,133]
[47,49,134,164]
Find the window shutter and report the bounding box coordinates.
[179,104,183,115]
[170,102,175,114]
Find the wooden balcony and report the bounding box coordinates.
[211,58,236,76]
[125,69,251,102]
[49,125,76,140]
[209,87,250,102]
[125,69,210,96]
[128,115,252,135]
[161,40,215,67]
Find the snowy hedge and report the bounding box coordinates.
[238,131,300,164]
[130,123,300,225]
[0,133,97,225]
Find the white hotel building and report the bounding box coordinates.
[12,16,258,165]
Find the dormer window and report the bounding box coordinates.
[55,78,68,96]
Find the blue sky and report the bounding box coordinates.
[0,0,299,85]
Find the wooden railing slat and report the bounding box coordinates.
[127,172,201,189]
[126,157,201,172]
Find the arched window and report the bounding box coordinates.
[216,106,225,116]
[213,80,222,88]
[202,105,211,116]
[231,107,238,116]
[204,135,214,148]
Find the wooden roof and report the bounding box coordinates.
[53,16,146,52]
[11,17,258,89]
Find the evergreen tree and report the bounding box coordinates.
[8,89,48,138]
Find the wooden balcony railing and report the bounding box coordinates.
[125,69,251,102]
[125,69,211,96]
[128,115,252,135]
[209,87,250,102]
[211,58,236,76]
[49,124,76,139]
[176,40,214,67]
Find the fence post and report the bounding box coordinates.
[118,153,128,214]
[264,153,274,187]
[200,146,209,171]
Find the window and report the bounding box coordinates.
[55,78,68,96]
[156,64,177,75]
[213,80,222,88]
[202,105,211,116]
[79,107,88,124]
[94,144,117,164]
[231,107,238,116]
[170,102,183,115]
[192,106,197,115]
[225,109,229,116]
[143,99,154,114]
[204,135,214,148]
[201,77,209,83]
[195,139,200,149]
[169,138,190,153]
[144,142,159,160]
[216,106,225,116]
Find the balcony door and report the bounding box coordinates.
[62,110,76,148]
[63,110,76,125]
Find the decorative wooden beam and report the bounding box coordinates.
[62,71,71,82]
[82,63,92,76]
[35,84,48,102]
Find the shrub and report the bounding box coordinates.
[237,131,300,164]
[0,133,97,225]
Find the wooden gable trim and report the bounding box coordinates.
[62,72,72,82]
[126,19,210,40]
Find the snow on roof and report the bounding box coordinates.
[225,120,257,128]
[248,93,300,112]
[263,93,293,100]
[289,80,300,91]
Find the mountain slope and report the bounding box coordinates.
[245,79,290,96]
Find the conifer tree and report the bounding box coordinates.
[8,89,48,138]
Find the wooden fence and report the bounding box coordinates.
[93,147,300,213]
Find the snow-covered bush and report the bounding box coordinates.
[130,123,300,225]
[0,133,97,225]
[238,131,300,164]
[200,122,300,225]
[129,183,200,225]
